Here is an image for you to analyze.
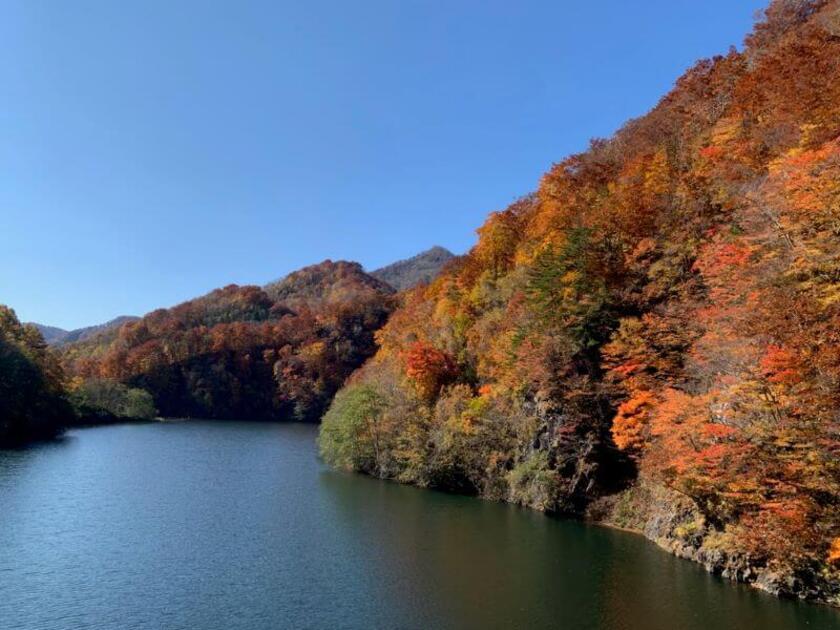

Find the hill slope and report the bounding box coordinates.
[29,323,70,345]
[371,246,455,291]
[30,316,139,346]
[62,261,395,421]
[61,316,140,345]
[266,259,394,304]
[319,0,840,605]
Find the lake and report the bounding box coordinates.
[0,421,836,629]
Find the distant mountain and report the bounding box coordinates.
[30,316,139,346]
[265,260,394,306]
[371,246,455,291]
[31,323,70,345]
[35,245,446,348]
[61,316,140,345]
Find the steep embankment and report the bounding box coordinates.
[319,0,840,605]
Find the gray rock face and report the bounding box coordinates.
[591,481,840,607]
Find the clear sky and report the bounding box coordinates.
[1,1,766,329]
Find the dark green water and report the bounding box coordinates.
[0,422,836,630]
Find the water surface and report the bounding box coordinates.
[0,422,836,629]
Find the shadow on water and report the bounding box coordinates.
[0,433,77,485]
[0,431,76,452]
[318,467,840,630]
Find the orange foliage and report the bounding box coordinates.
[403,341,457,402]
[320,0,840,595]
[61,262,395,421]
[759,345,802,385]
[611,390,656,452]
[829,538,840,565]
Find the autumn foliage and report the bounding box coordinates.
[403,341,457,401]
[610,390,656,452]
[0,306,71,444]
[320,1,840,603]
[61,261,395,421]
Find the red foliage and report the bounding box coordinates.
[403,341,457,401]
[61,262,395,420]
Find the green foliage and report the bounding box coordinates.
[526,228,612,349]
[0,306,70,444]
[318,384,387,473]
[70,379,157,421]
[507,451,560,512]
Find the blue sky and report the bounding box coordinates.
[1,1,765,329]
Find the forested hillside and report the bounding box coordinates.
[3,256,411,441]
[320,0,840,604]
[62,261,395,421]
[0,306,70,445]
[61,316,140,345]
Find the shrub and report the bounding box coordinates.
[318,385,386,474]
[70,378,157,421]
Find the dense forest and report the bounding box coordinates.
[2,249,448,438]
[60,261,396,421]
[0,306,71,445]
[319,0,840,605]
[0,305,160,444]
[1,250,447,442]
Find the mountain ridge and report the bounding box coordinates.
[30,246,453,345]
[30,316,140,346]
[370,246,455,291]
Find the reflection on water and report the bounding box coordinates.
[0,422,836,630]
[318,468,837,630]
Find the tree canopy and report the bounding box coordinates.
[319,0,840,603]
